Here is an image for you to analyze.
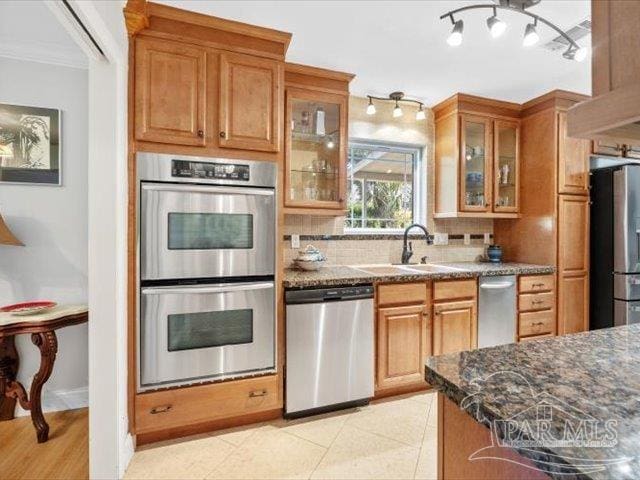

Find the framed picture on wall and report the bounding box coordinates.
[0,103,61,185]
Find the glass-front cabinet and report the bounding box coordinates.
[493,120,519,213]
[460,115,492,212]
[285,87,347,211]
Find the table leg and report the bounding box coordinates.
[30,331,58,443]
[0,336,19,421]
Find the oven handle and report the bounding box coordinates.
[142,281,274,296]
[142,183,274,196]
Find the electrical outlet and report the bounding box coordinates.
[433,233,449,246]
[484,233,491,245]
[463,233,471,245]
[291,234,300,249]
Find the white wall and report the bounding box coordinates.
[0,57,88,412]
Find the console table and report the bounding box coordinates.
[0,305,88,443]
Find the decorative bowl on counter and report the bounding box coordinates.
[294,244,326,270]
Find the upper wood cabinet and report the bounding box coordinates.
[135,38,207,146]
[219,53,282,152]
[434,94,520,218]
[558,112,590,195]
[283,63,354,215]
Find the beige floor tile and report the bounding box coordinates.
[125,435,235,480]
[277,408,354,448]
[426,397,438,430]
[414,427,438,480]
[311,425,420,480]
[209,422,263,447]
[403,391,436,406]
[346,398,429,446]
[208,427,326,479]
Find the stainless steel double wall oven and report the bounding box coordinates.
[137,152,277,391]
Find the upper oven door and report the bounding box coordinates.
[141,182,275,280]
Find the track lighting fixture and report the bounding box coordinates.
[366,97,376,115]
[486,7,506,38]
[365,93,425,121]
[447,17,464,47]
[439,0,587,62]
[523,19,539,47]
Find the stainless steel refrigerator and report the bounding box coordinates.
[591,164,640,328]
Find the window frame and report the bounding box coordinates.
[345,139,425,235]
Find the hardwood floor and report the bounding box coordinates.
[0,408,88,480]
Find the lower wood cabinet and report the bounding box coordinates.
[432,299,476,356]
[377,304,430,390]
[558,273,589,335]
[135,374,280,436]
[517,274,556,341]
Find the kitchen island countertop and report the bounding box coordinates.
[425,325,640,479]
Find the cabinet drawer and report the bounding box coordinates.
[519,310,555,337]
[135,375,280,434]
[519,292,554,312]
[433,279,477,301]
[519,333,554,342]
[519,275,554,293]
[378,282,428,306]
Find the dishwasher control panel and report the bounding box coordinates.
[285,285,374,304]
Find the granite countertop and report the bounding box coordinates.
[283,262,555,288]
[425,326,640,479]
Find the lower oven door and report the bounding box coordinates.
[139,281,275,390]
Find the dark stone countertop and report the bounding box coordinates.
[283,262,555,288]
[425,325,640,480]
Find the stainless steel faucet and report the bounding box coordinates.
[401,223,432,264]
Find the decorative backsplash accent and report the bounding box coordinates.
[283,233,491,241]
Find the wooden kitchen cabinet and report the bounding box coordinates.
[377,304,430,390]
[433,94,521,218]
[433,300,476,356]
[283,63,354,215]
[558,112,590,195]
[219,52,282,152]
[135,38,207,146]
[517,274,556,341]
[375,282,430,393]
[592,139,623,157]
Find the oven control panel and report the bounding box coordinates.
[171,160,250,181]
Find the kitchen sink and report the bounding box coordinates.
[351,264,465,276]
[400,264,465,273]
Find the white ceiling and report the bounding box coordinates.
[158,0,591,106]
[0,1,87,69]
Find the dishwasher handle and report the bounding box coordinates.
[479,282,515,290]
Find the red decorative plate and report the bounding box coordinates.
[0,301,57,316]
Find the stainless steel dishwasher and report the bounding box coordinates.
[285,285,374,417]
[478,275,517,348]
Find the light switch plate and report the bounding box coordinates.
[484,233,491,245]
[433,233,449,246]
[464,233,471,245]
[291,234,300,249]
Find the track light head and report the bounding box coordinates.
[522,20,539,47]
[366,97,376,115]
[486,8,506,38]
[416,105,426,121]
[393,101,403,118]
[574,46,588,62]
[447,19,464,46]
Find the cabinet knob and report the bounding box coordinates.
[197,130,204,138]
[485,203,490,207]
[220,131,226,139]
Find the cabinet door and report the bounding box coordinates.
[460,115,493,212]
[377,304,429,390]
[493,120,519,213]
[285,88,347,210]
[135,38,206,146]
[558,194,589,334]
[592,139,623,157]
[624,143,640,159]
[219,52,281,152]
[433,300,476,356]
[558,112,590,195]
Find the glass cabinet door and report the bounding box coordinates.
[460,115,492,212]
[493,120,519,213]
[285,88,346,209]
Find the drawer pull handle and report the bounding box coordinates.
[249,389,268,398]
[532,283,545,288]
[531,299,545,305]
[532,321,545,326]
[150,404,173,414]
